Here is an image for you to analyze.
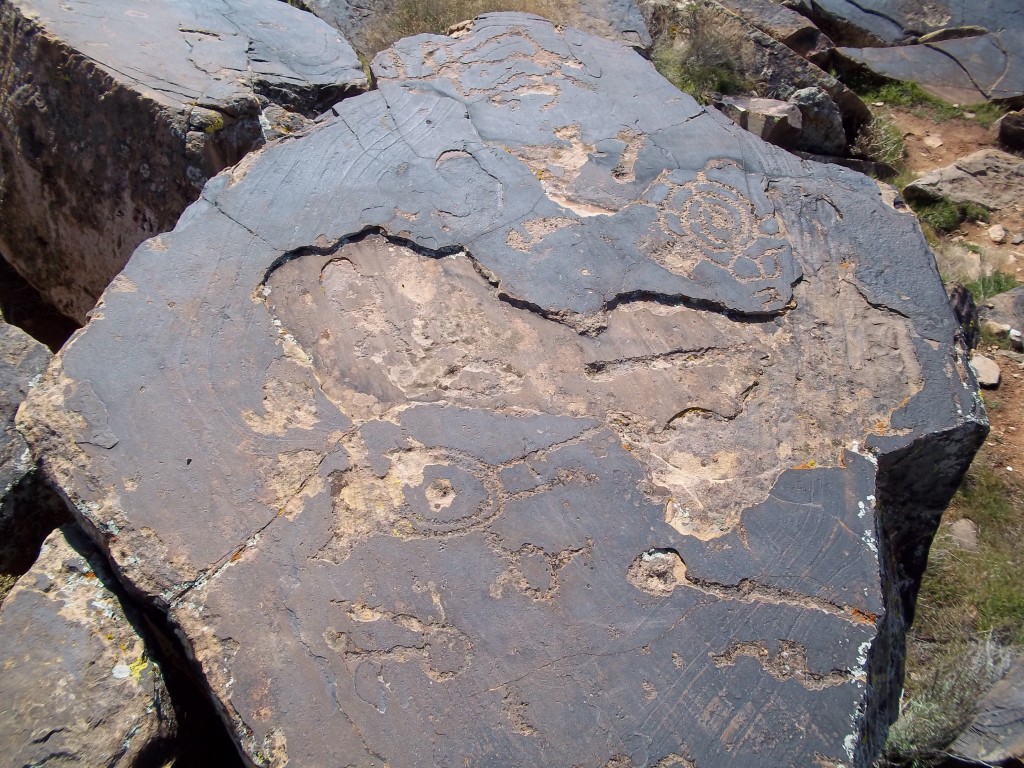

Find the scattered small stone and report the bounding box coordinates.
[1013,232,1024,245]
[1012,329,1024,352]
[989,224,1008,244]
[923,135,944,148]
[949,518,979,551]
[965,111,976,119]
[873,101,885,107]
[970,354,1002,387]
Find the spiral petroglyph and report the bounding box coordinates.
[647,159,797,308]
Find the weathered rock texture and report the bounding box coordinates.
[19,14,986,768]
[0,0,366,324]
[298,0,652,54]
[903,149,1024,212]
[0,316,48,506]
[0,525,177,766]
[995,110,1024,151]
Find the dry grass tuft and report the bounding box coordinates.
[362,0,580,55]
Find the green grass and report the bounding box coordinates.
[909,198,990,233]
[854,80,1007,128]
[912,461,1024,645]
[966,271,1018,302]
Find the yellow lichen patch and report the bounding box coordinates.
[129,655,149,681]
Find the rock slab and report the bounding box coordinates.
[798,0,1024,46]
[836,30,1024,106]
[0,315,65,588]
[903,149,1024,211]
[0,0,366,323]
[0,526,177,766]
[19,13,986,768]
[951,656,1024,765]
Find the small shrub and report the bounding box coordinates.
[881,635,1013,767]
[852,115,905,166]
[361,0,578,55]
[648,2,754,103]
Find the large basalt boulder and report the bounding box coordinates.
[0,0,367,324]
[903,149,1024,212]
[0,525,177,766]
[18,13,985,768]
[836,30,1024,106]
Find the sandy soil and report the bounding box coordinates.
[880,108,1024,281]
[980,350,1024,477]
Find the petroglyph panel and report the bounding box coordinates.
[19,13,985,768]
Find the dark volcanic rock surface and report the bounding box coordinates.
[0,526,178,766]
[19,13,985,768]
[0,0,366,323]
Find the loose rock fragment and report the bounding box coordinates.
[970,354,1002,388]
[19,14,985,768]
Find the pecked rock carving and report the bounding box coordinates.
[18,13,985,768]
